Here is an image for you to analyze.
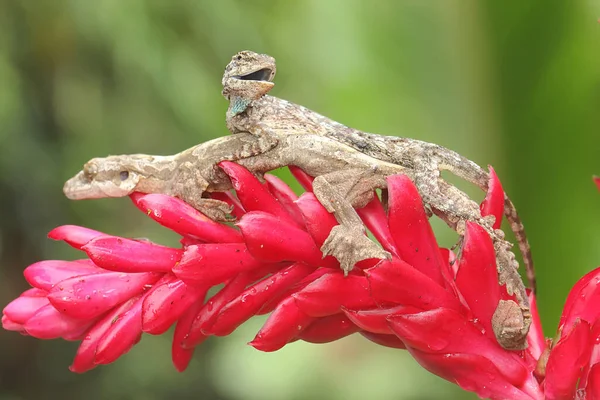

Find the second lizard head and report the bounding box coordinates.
[63,154,174,200]
[222,50,276,113]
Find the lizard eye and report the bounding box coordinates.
[83,162,98,178]
[119,171,129,181]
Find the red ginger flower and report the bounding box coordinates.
[3,162,600,399]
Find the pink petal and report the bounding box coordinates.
[264,174,305,227]
[559,267,600,336]
[438,248,458,278]
[94,296,144,365]
[544,319,592,400]
[208,263,315,336]
[3,295,49,324]
[24,304,95,339]
[294,193,338,247]
[387,174,446,286]
[182,264,280,348]
[360,332,407,349]
[173,243,267,286]
[594,176,600,191]
[526,290,545,362]
[389,308,528,386]
[48,225,105,249]
[257,268,331,315]
[343,305,420,335]
[142,276,209,335]
[365,258,462,312]
[219,161,299,227]
[24,260,102,291]
[2,315,25,332]
[62,322,94,341]
[479,167,504,229]
[130,193,243,243]
[249,297,315,352]
[408,350,534,400]
[297,313,360,343]
[21,288,49,297]
[48,271,160,319]
[183,273,256,348]
[584,363,600,398]
[356,194,399,255]
[289,166,314,191]
[237,212,325,266]
[210,192,246,219]
[292,272,376,317]
[172,297,205,372]
[70,296,141,373]
[82,236,182,273]
[455,222,501,341]
[580,319,600,387]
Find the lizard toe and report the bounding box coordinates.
[321,225,391,275]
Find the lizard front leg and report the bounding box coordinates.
[312,168,392,274]
[170,161,234,221]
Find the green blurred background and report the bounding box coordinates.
[1,1,599,399]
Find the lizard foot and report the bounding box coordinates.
[492,299,531,350]
[321,224,392,275]
[188,198,235,222]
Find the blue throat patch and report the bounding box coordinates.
[230,97,252,115]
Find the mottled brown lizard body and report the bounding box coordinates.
[221,50,534,350]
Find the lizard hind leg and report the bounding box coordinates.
[187,198,235,222]
[170,161,235,222]
[312,169,391,275]
[421,178,531,350]
[492,241,532,350]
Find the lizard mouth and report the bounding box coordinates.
[236,68,273,82]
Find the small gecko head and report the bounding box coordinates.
[63,155,158,200]
[222,50,276,103]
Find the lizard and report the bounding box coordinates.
[64,130,530,350]
[220,50,535,350]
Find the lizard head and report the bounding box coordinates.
[221,50,276,105]
[63,155,162,200]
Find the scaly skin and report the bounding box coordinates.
[64,134,278,221]
[221,50,534,350]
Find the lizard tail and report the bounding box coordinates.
[504,194,536,293]
[426,145,536,292]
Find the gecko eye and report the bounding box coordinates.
[83,162,98,178]
[119,171,129,181]
[238,68,272,82]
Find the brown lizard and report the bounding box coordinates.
[221,50,535,349]
[64,129,530,350]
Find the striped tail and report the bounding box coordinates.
[504,194,536,293]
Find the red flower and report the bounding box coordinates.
[3,163,600,399]
[542,267,600,399]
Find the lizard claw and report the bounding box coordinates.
[320,224,392,275]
